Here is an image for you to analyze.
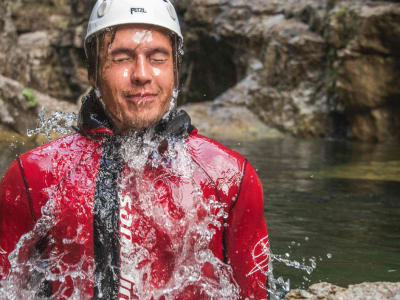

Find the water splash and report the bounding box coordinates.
[114,132,241,299]
[261,237,333,300]
[26,107,78,140]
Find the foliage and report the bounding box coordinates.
[22,89,39,108]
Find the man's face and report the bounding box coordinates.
[95,24,175,132]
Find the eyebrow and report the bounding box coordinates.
[110,47,171,57]
[110,48,134,56]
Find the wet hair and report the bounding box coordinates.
[86,27,117,84]
[85,26,183,87]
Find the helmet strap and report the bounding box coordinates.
[174,34,179,90]
[95,35,100,88]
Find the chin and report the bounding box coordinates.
[124,112,165,131]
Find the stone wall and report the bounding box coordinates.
[0,0,399,142]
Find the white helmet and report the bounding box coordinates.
[85,0,183,53]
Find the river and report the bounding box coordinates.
[225,138,400,290]
[1,136,399,291]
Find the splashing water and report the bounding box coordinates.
[26,107,77,140]
[114,131,241,299]
[262,237,334,300]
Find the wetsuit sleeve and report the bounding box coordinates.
[225,161,269,299]
[0,159,35,279]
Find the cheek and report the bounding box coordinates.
[152,67,161,76]
[123,68,129,78]
[102,66,131,91]
[159,65,175,92]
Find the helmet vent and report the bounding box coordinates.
[167,4,177,21]
[97,1,108,18]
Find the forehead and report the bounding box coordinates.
[104,24,172,50]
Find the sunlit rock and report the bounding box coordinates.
[285,281,400,300]
[183,101,284,140]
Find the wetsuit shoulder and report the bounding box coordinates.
[187,131,247,204]
[19,133,100,178]
[187,130,247,166]
[18,133,102,219]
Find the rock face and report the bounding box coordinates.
[285,281,400,300]
[1,0,90,101]
[177,0,400,142]
[0,0,399,142]
[0,74,78,135]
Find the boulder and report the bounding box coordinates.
[182,101,284,140]
[285,282,400,300]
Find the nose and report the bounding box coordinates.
[131,55,152,86]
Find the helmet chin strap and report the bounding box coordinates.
[93,34,108,112]
[174,34,179,90]
[95,35,100,88]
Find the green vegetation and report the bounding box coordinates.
[332,4,357,46]
[334,4,351,23]
[22,89,39,108]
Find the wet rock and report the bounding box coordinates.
[0,75,78,135]
[183,101,284,140]
[285,282,400,300]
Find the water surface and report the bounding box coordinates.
[225,138,400,289]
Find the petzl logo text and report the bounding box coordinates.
[131,8,147,14]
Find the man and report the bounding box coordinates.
[0,0,269,299]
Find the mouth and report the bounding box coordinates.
[124,92,158,103]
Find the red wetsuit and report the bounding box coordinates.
[0,94,269,299]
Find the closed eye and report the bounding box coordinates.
[113,57,131,63]
[150,58,167,63]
